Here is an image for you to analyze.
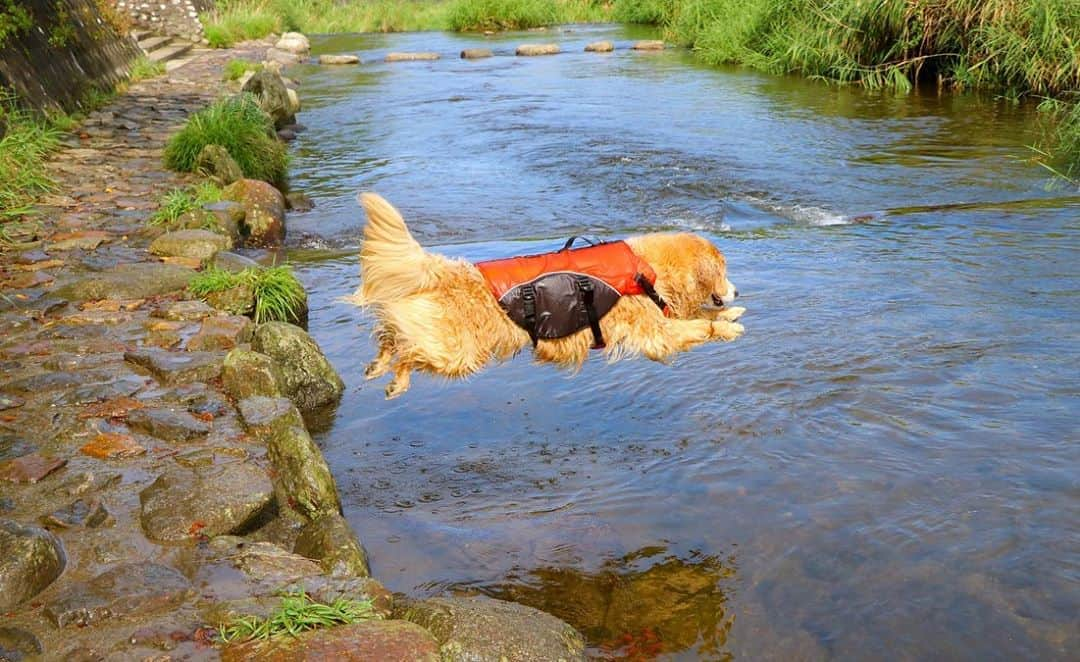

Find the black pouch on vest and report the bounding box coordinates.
[499,273,619,348]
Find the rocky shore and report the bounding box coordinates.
[0,35,586,661]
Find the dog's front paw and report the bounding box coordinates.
[711,320,744,341]
[716,306,745,322]
[365,360,391,380]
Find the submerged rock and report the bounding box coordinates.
[223,350,285,400]
[139,464,274,543]
[222,179,286,247]
[57,262,196,301]
[223,620,440,662]
[285,191,314,212]
[0,520,66,612]
[150,229,233,262]
[319,54,359,65]
[397,596,587,662]
[195,144,243,185]
[516,43,560,56]
[43,562,192,627]
[293,513,370,578]
[585,40,614,52]
[252,322,344,413]
[0,627,42,660]
[242,71,295,129]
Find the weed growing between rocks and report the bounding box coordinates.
[189,265,306,323]
[218,591,379,643]
[223,58,263,81]
[150,182,224,228]
[129,55,166,82]
[163,94,287,186]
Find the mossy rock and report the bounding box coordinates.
[252,322,343,413]
[195,144,243,185]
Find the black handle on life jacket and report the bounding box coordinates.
[576,275,606,349]
[561,236,598,251]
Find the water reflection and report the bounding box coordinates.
[464,547,735,660]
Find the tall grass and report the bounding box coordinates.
[0,99,61,223]
[446,0,610,31]
[188,265,307,323]
[163,94,287,186]
[149,182,223,227]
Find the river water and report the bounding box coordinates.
[282,24,1078,660]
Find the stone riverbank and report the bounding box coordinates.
[0,36,586,661]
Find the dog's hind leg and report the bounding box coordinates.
[384,361,413,400]
[365,332,396,380]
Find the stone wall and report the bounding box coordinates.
[0,0,141,112]
[113,0,212,40]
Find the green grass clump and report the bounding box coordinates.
[445,0,609,31]
[189,265,306,323]
[1032,97,1080,185]
[223,59,263,81]
[218,591,378,643]
[163,94,287,187]
[0,99,61,223]
[129,55,166,82]
[149,181,223,227]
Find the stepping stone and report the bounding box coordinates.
[139,464,274,543]
[384,52,440,62]
[516,43,560,56]
[126,407,211,442]
[319,54,359,65]
[632,40,666,50]
[460,48,492,59]
[43,562,192,627]
[585,41,614,52]
[124,348,225,385]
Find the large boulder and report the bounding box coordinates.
[222,179,286,247]
[252,322,344,413]
[0,520,66,611]
[397,596,587,662]
[139,464,274,543]
[242,70,295,129]
[222,620,439,662]
[150,229,233,262]
[222,349,285,400]
[195,144,243,185]
[293,513,370,578]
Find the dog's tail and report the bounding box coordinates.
[344,193,434,306]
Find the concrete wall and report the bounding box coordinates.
[0,0,141,112]
[114,0,212,41]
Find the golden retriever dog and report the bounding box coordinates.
[346,193,745,399]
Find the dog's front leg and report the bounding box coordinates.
[365,334,395,380]
[625,317,743,362]
[385,361,413,400]
[713,306,745,323]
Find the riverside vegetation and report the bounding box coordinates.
[199,0,1079,182]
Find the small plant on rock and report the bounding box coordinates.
[163,94,288,187]
[218,591,378,642]
[149,182,223,228]
[188,265,306,324]
[223,58,263,81]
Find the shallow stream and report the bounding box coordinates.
[283,24,1077,659]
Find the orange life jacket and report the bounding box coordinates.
[475,238,668,348]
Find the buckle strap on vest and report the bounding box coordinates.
[576,275,605,349]
[520,283,539,347]
[635,273,669,315]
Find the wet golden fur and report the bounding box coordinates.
[346,193,745,398]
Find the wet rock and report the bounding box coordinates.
[275,32,310,54]
[126,407,211,443]
[516,43,560,56]
[223,350,285,400]
[0,435,35,461]
[150,229,233,262]
[0,453,67,484]
[460,48,492,59]
[277,128,296,142]
[139,464,274,543]
[79,432,147,459]
[0,395,25,410]
[41,498,114,529]
[286,87,301,115]
[153,300,216,322]
[43,562,192,627]
[294,513,370,578]
[265,409,341,521]
[212,251,261,273]
[48,230,110,251]
[222,179,287,247]
[175,446,249,469]
[0,627,42,660]
[632,39,666,50]
[125,348,225,385]
[222,620,440,662]
[585,40,614,52]
[319,54,359,65]
[57,262,196,301]
[284,191,314,212]
[187,314,254,351]
[237,396,304,439]
[202,200,246,242]
[398,596,587,662]
[209,537,322,584]
[252,322,344,413]
[242,71,295,130]
[0,520,66,611]
[204,282,256,316]
[385,52,440,62]
[195,144,243,186]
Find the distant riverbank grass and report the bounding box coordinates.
[163,93,287,186]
